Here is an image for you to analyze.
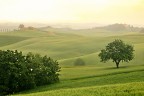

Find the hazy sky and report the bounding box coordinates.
[0,0,144,26]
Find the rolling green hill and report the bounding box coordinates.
[15,82,144,96]
[0,28,144,95]
[14,70,144,96]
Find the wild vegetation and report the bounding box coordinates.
[0,50,60,95]
[0,25,144,95]
[74,58,85,66]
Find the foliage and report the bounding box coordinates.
[26,52,60,86]
[99,39,134,68]
[19,24,25,29]
[27,26,34,30]
[74,58,85,66]
[0,50,60,95]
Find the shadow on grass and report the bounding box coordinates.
[103,66,129,70]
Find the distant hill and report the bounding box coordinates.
[39,26,75,33]
[94,23,143,32]
[40,23,143,33]
[1,23,143,33]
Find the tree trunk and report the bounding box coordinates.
[116,62,119,68]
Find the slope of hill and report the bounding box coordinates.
[14,82,144,96]
[0,27,144,96]
[0,28,144,65]
[40,24,143,37]
[14,69,144,96]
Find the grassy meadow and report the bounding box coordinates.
[0,28,144,96]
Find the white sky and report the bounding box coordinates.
[0,0,144,26]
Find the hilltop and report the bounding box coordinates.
[39,23,143,35]
[96,23,142,32]
[0,23,143,32]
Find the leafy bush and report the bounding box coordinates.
[0,50,60,95]
[74,58,85,66]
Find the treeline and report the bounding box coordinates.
[0,50,60,95]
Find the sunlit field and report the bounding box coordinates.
[0,27,144,96]
[1,0,144,95]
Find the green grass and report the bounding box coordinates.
[0,28,144,96]
[1,32,144,64]
[12,65,144,95]
[60,65,144,80]
[0,29,53,37]
[14,82,144,96]
[0,35,29,47]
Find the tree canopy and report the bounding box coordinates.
[0,50,60,95]
[19,24,24,29]
[98,39,134,68]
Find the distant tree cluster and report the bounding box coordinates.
[0,50,60,95]
[140,28,144,33]
[104,23,138,32]
[18,24,35,30]
[19,24,25,29]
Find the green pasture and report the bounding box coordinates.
[0,28,144,96]
[14,70,144,96]
[15,82,144,96]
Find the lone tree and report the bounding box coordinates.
[98,39,134,68]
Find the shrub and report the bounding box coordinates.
[74,58,85,66]
[0,50,60,95]
[26,53,60,86]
